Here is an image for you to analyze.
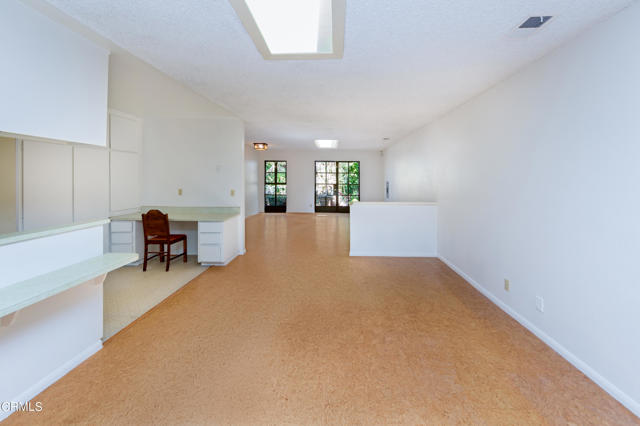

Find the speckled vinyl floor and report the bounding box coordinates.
[6,213,638,425]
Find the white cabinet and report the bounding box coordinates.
[110,215,240,266]
[74,146,109,223]
[198,222,223,264]
[197,217,239,265]
[109,220,143,264]
[23,140,73,231]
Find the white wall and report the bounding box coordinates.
[0,138,17,234]
[350,202,437,257]
[141,118,243,208]
[0,0,108,146]
[383,3,640,415]
[108,52,246,252]
[257,149,384,213]
[384,126,437,202]
[244,145,260,217]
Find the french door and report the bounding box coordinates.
[315,161,360,213]
[265,161,287,213]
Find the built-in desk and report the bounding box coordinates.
[110,206,241,266]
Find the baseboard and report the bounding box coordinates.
[0,340,102,422]
[438,255,640,418]
[349,251,437,257]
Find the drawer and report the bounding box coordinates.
[111,232,133,244]
[198,244,221,262]
[111,221,133,232]
[198,221,223,233]
[111,243,133,253]
[199,232,221,245]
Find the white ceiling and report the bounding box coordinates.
[45,0,634,150]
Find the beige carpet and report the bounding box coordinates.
[7,213,638,425]
[103,255,207,340]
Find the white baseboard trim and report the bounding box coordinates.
[349,251,437,258]
[0,340,102,422]
[438,255,640,418]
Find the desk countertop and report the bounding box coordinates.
[110,206,241,222]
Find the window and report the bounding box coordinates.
[265,161,287,212]
[315,161,359,213]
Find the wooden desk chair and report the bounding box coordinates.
[141,210,187,272]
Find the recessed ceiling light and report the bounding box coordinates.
[519,16,553,29]
[315,139,338,149]
[229,0,345,60]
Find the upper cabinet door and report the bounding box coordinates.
[109,111,142,153]
[74,146,109,222]
[23,140,73,231]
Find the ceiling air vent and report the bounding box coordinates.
[519,16,553,29]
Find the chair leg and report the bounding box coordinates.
[166,243,171,272]
[159,244,165,262]
[143,242,148,272]
[183,238,187,263]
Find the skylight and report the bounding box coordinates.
[245,0,326,54]
[230,0,345,60]
[315,139,339,149]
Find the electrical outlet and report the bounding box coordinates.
[178,188,183,196]
[230,189,235,196]
[504,279,510,292]
[536,296,544,313]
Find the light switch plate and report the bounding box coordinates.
[536,296,544,312]
[504,279,510,292]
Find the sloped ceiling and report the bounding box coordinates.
[45,0,634,149]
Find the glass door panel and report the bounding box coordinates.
[315,161,359,213]
[265,161,286,212]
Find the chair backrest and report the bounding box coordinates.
[142,209,170,240]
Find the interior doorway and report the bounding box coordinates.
[315,161,359,213]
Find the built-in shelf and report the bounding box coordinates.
[0,219,110,247]
[0,253,138,319]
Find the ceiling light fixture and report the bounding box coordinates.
[314,139,338,149]
[253,142,269,151]
[229,0,345,60]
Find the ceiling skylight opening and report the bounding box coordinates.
[230,0,345,60]
[245,0,328,54]
[315,139,339,149]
